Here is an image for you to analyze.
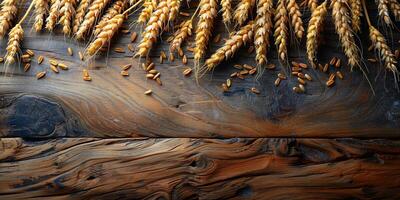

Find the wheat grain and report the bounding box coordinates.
[73,0,91,33]
[221,0,233,25]
[234,0,255,26]
[46,0,62,31]
[138,0,157,24]
[0,0,18,38]
[59,0,77,35]
[86,14,124,56]
[33,0,49,32]
[287,0,304,39]
[136,0,169,57]
[170,19,193,52]
[194,0,218,61]
[274,0,288,61]
[369,25,398,79]
[331,0,360,69]
[254,0,273,65]
[94,0,127,35]
[203,21,254,71]
[388,0,400,21]
[306,1,327,68]
[350,0,362,33]
[377,0,392,26]
[75,0,111,39]
[5,24,23,64]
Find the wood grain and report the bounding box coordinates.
[0,137,399,199]
[0,2,400,138]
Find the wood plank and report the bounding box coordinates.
[0,137,400,199]
[1,2,400,138]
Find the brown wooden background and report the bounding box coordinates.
[1,1,400,199]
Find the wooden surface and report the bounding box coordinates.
[1,138,400,199]
[1,1,400,199]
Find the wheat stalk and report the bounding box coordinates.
[233,0,255,27]
[306,1,327,68]
[350,0,362,33]
[59,0,77,35]
[274,0,288,61]
[130,0,139,5]
[75,0,111,40]
[5,24,23,64]
[377,0,393,26]
[86,14,124,56]
[203,21,254,72]
[167,0,181,22]
[170,19,193,52]
[287,0,304,39]
[46,0,62,31]
[138,0,157,24]
[254,0,273,65]
[5,2,35,65]
[0,0,18,38]
[73,0,91,34]
[221,0,233,25]
[194,0,218,62]
[87,0,142,56]
[369,26,398,79]
[94,0,127,35]
[388,0,400,21]
[33,0,49,32]
[136,0,169,57]
[331,0,360,69]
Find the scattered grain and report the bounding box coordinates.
[274,77,281,86]
[37,56,44,64]
[24,63,31,72]
[305,73,312,81]
[336,71,344,79]
[182,55,188,64]
[114,47,125,53]
[58,63,68,70]
[183,68,192,76]
[50,65,59,73]
[334,58,341,68]
[121,70,129,76]
[36,71,46,79]
[251,87,260,94]
[67,47,73,56]
[144,89,152,95]
[79,51,84,60]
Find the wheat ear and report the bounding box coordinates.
[5,2,35,65]
[167,0,181,22]
[33,0,49,32]
[138,0,158,24]
[87,0,143,56]
[221,0,233,25]
[362,0,399,82]
[194,0,218,62]
[59,0,77,35]
[369,26,398,79]
[73,0,91,33]
[45,0,62,31]
[233,0,255,27]
[75,0,111,40]
[307,0,318,12]
[388,0,400,21]
[377,0,393,26]
[287,0,304,39]
[170,19,193,52]
[349,0,362,33]
[203,21,254,72]
[254,0,273,66]
[274,0,288,62]
[0,0,18,38]
[94,0,127,35]
[136,0,169,57]
[331,0,360,69]
[306,1,327,68]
